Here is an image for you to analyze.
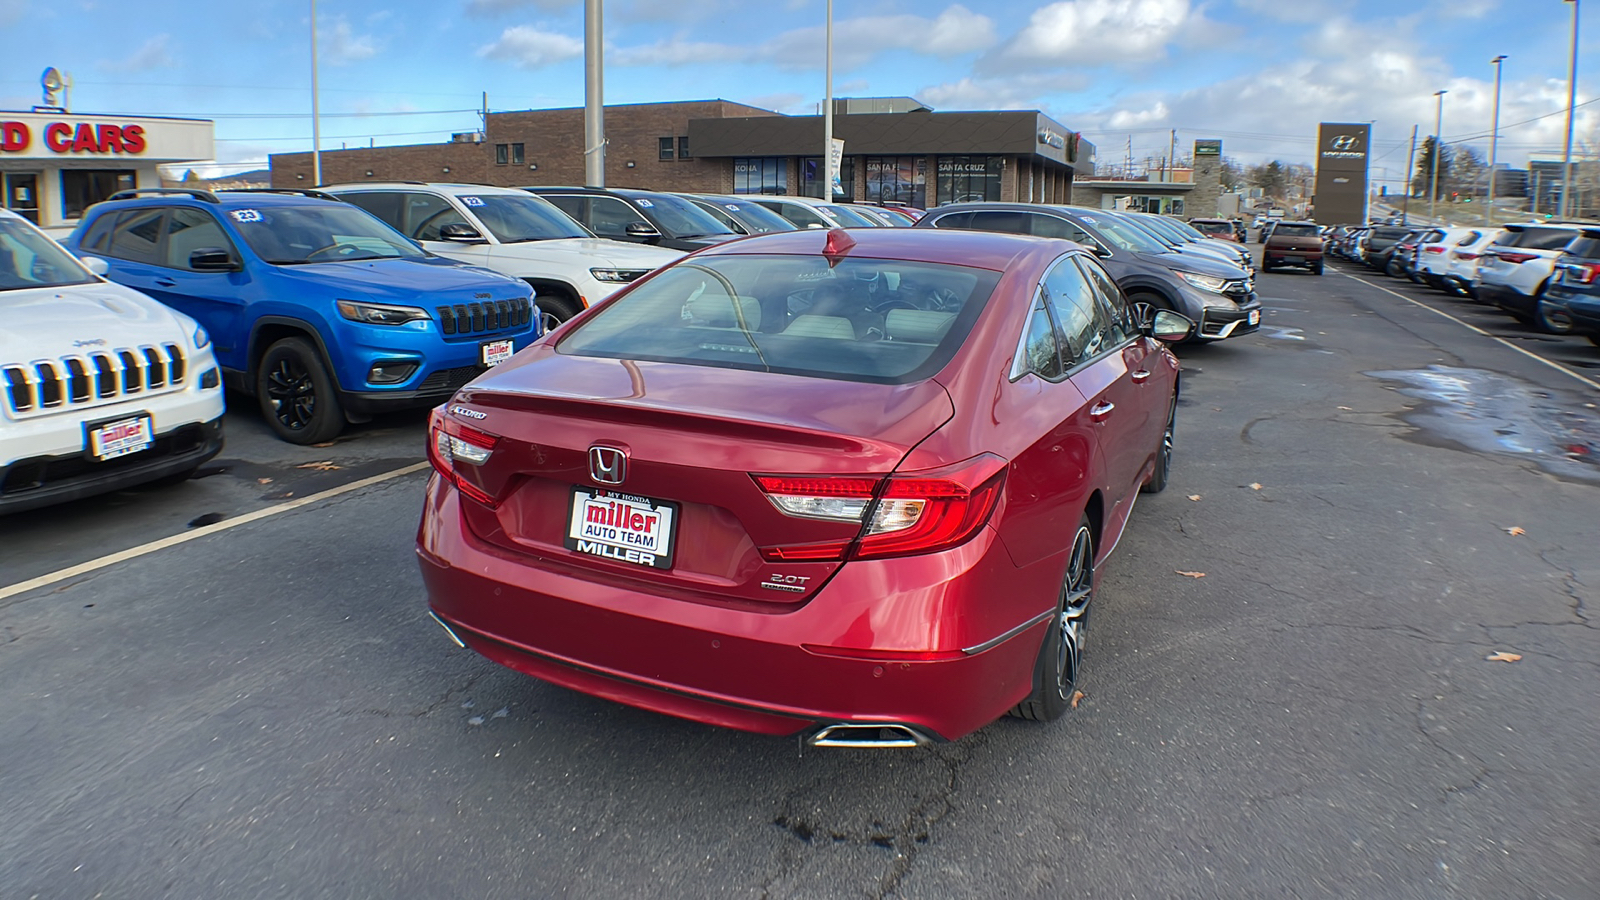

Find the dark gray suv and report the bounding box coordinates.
[918,203,1261,341]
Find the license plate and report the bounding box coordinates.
[1248,309,1261,326]
[90,415,153,460]
[481,339,514,367]
[565,487,678,569]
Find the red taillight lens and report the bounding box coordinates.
[1571,263,1600,284]
[1495,251,1538,264]
[427,408,501,507]
[754,456,1007,562]
[1424,246,1445,253]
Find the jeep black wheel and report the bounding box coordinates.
[257,337,345,445]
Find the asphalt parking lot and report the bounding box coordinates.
[2,259,1597,898]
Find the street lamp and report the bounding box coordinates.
[1562,0,1580,218]
[1487,55,1506,224]
[1430,90,1446,222]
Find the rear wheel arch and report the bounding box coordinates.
[523,278,585,329]
[1082,490,1105,557]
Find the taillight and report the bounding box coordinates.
[754,455,1007,562]
[427,407,500,506]
[1424,246,1445,253]
[1567,262,1600,284]
[1494,251,1538,264]
[1455,252,1479,260]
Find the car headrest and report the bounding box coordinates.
[884,309,956,344]
[687,294,761,330]
[784,315,856,339]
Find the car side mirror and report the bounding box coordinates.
[188,248,239,271]
[438,222,485,243]
[78,255,110,276]
[1147,309,1196,343]
[1091,244,1111,258]
[624,221,661,239]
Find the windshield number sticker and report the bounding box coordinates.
[231,209,262,223]
[635,198,654,208]
[724,204,740,210]
[461,196,485,207]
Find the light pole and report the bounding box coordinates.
[584,0,605,187]
[1487,55,1506,223]
[1563,0,1580,218]
[822,0,834,200]
[1430,90,1447,222]
[310,0,321,185]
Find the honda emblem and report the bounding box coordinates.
[589,446,627,485]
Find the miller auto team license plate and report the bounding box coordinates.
[565,487,679,569]
[89,415,153,461]
[481,339,514,367]
[1248,309,1261,326]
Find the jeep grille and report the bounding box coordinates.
[3,344,187,417]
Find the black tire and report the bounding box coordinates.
[534,292,583,333]
[1312,261,1324,276]
[256,337,345,445]
[1126,291,1168,328]
[1009,515,1094,723]
[1142,398,1175,494]
[1533,288,1574,335]
[1260,257,1273,273]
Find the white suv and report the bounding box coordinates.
[1474,223,1583,327]
[327,183,683,330]
[0,209,224,514]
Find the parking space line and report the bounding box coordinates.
[0,462,430,605]
[1334,268,1600,392]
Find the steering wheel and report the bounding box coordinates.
[926,287,961,310]
[303,243,364,261]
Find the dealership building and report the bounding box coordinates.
[0,110,214,229]
[270,98,1094,207]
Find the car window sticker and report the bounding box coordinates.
[461,196,485,207]
[231,209,262,223]
[724,204,739,210]
[636,198,654,208]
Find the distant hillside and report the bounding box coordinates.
[162,168,272,190]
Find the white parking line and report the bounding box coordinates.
[1335,268,1600,392]
[0,461,430,604]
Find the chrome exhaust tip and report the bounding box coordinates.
[428,611,467,649]
[808,723,932,749]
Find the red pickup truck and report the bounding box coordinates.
[1262,221,1324,275]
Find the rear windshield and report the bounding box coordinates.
[1496,227,1580,251]
[1369,227,1411,240]
[626,193,736,239]
[710,199,794,234]
[1273,224,1320,238]
[558,254,1000,384]
[1565,236,1600,258]
[1191,221,1233,236]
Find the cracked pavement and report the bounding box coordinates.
[0,260,1596,897]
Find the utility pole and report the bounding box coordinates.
[310,0,321,185]
[1430,90,1446,222]
[822,0,834,200]
[1563,0,1581,218]
[1168,129,1177,183]
[1488,55,1506,224]
[583,0,605,187]
[1401,125,1418,225]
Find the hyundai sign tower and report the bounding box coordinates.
[1313,123,1371,226]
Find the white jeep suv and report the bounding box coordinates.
[327,183,683,330]
[0,209,224,514]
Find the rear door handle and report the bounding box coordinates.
[1090,401,1115,422]
[1131,369,1151,384]
[154,277,177,287]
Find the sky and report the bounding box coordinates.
[1,0,1596,191]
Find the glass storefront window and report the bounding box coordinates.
[60,169,136,220]
[865,156,927,208]
[799,157,855,201]
[732,158,786,195]
[935,156,1003,206]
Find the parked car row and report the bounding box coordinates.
[1327,219,1600,346]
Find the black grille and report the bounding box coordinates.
[435,297,532,336]
[417,366,483,396]
[3,345,187,415]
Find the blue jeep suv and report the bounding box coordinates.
[66,189,540,443]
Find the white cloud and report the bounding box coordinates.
[465,0,572,13]
[320,15,379,66]
[478,25,583,69]
[103,34,175,72]
[613,5,996,72]
[919,72,1090,111]
[986,0,1201,69]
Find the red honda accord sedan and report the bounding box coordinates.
[418,227,1191,746]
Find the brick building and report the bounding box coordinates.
[270,98,1092,207]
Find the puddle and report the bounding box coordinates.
[1365,365,1600,482]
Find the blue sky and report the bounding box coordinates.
[1,0,1594,190]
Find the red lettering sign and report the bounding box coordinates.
[70,123,99,153]
[44,121,72,153]
[0,122,27,152]
[122,124,146,154]
[98,124,124,153]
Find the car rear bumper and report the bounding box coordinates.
[417,478,1050,742]
[1473,281,1537,315]
[0,417,223,515]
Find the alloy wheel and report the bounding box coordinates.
[1536,298,1575,335]
[1055,525,1094,700]
[265,356,317,431]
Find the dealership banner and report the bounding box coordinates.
[1313,123,1371,225]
